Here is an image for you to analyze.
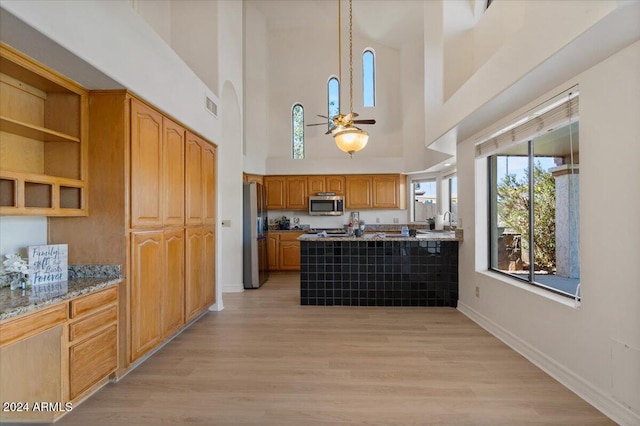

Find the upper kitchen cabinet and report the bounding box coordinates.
[346,174,406,210]
[264,176,286,210]
[286,176,307,210]
[264,175,312,211]
[308,175,345,196]
[0,43,88,216]
[372,174,406,209]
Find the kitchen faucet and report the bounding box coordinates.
[443,211,454,230]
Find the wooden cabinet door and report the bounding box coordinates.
[202,227,216,306]
[185,228,203,322]
[326,176,345,195]
[131,99,163,228]
[162,118,185,226]
[264,176,286,210]
[202,143,216,226]
[279,240,301,270]
[130,231,163,361]
[69,325,117,400]
[185,133,203,225]
[307,176,325,195]
[372,175,400,208]
[345,176,372,209]
[267,233,279,270]
[163,229,184,338]
[286,176,307,210]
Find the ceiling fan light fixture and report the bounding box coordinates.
[333,126,369,157]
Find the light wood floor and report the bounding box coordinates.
[58,272,614,425]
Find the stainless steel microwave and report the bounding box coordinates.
[309,195,344,216]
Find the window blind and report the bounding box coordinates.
[475,89,579,158]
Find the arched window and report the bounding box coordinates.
[362,49,375,107]
[327,77,340,130]
[292,103,304,159]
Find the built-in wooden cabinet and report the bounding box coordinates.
[162,229,185,337]
[265,174,402,211]
[163,118,186,226]
[130,231,163,361]
[268,231,304,271]
[0,43,88,216]
[264,176,287,209]
[130,100,163,228]
[185,226,216,322]
[48,91,217,369]
[345,175,373,209]
[0,286,119,423]
[268,233,279,270]
[345,174,406,209]
[68,286,118,400]
[308,175,345,195]
[286,176,307,210]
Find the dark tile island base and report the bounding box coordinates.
[300,240,458,307]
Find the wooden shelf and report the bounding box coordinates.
[0,116,80,143]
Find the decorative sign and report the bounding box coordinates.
[28,244,68,286]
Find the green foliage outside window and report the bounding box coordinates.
[497,162,556,272]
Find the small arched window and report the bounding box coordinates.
[328,77,340,130]
[362,49,375,107]
[292,103,304,159]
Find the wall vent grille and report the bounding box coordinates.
[206,96,218,117]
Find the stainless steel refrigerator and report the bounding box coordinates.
[243,182,269,288]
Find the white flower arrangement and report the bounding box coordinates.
[3,253,29,274]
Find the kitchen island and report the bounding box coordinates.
[298,232,460,307]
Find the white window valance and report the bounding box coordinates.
[475,88,579,158]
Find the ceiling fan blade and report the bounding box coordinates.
[307,123,328,127]
[316,114,329,119]
[353,119,376,125]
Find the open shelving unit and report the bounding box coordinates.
[0,43,88,216]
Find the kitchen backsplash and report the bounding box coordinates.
[268,209,411,229]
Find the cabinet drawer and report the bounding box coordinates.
[0,303,67,347]
[278,232,304,241]
[70,286,117,319]
[69,305,117,343]
[69,324,117,400]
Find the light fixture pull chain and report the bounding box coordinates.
[349,0,353,115]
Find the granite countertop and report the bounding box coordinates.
[0,265,123,322]
[298,230,463,242]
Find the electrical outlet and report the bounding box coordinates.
[376,217,380,223]
[393,218,399,224]
[475,286,480,298]
[221,220,231,227]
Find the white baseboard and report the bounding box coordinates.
[222,283,245,293]
[457,301,640,426]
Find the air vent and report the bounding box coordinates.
[205,96,217,117]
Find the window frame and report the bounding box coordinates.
[362,49,375,108]
[487,132,580,300]
[327,76,340,130]
[291,103,304,160]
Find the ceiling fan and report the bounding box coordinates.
[306,0,374,157]
[307,112,376,135]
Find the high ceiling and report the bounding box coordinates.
[246,0,425,48]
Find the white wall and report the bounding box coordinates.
[243,2,269,175]
[135,0,171,43]
[0,0,245,302]
[264,23,405,174]
[170,0,219,95]
[442,0,479,101]
[457,41,640,425]
[0,217,47,271]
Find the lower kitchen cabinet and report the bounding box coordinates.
[69,324,117,400]
[163,229,185,338]
[269,231,304,271]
